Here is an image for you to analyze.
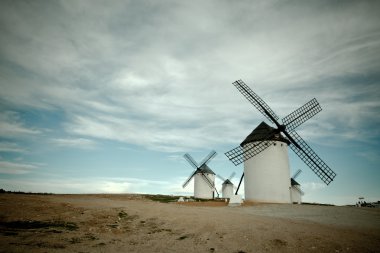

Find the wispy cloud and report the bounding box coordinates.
[0,142,27,153]
[50,137,97,150]
[0,161,38,175]
[356,150,380,162]
[0,111,40,137]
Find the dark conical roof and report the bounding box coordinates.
[196,164,215,175]
[222,179,233,185]
[291,178,300,186]
[240,121,290,146]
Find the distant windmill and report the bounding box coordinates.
[225,79,336,203]
[290,169,304,204]
[216,172,236,199]
[182,150,218,199]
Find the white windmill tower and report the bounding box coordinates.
[217,172,236,199]
[290,169,304,204]
[225,80,337,203]
[239,122,291,203]
[182,150,218,199]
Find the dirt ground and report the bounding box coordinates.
[0,194,379,253]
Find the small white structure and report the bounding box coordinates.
[221,179,234,199]
[228,194,243,206]
[242,122,291,203]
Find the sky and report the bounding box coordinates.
[0,0,379,205]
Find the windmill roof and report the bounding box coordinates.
[196,164,215,175]
[291,178,300,186]
[240,121,290,146]
[222,179,233,185]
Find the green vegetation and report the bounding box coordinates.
[0,188,53,195]
[144,194,180,203]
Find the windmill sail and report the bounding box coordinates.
[288,131,336,185]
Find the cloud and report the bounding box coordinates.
[50,137,97,150]
[0,111,40,137]
[356,150,380,162]
[302,182,327,191]
[0,142,27,153]
[0,176,188,195]
[0,0,379,153]
[0,161,38,175]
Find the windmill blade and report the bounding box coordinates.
[282,98,322,131]
[228,172,236,180]
[200,173,215,189]
[235,172,244,195]
[183,153,199,169]
[233,80,280,125]
[294,185,305,196]
[224,146,244,166]
[200,173,219,196]
[225,139,274,166]
[182,170,197,188]
[288,130,336,185]
[200,150,217,166]
[216,174,227,182]
[292,169,302,179]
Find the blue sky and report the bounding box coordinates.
[0,0,379,205]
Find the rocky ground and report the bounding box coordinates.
[0,193,379,253]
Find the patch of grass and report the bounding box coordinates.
[302,202,335,206]
[0,220,78,231]
[145,194,180,203]
[0,188,53,195]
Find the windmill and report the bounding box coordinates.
[216,172,236,199]
[225,79,336,203]
[182,150,219,199]
[290,169,304,204]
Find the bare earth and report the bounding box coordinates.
[0,194,379,253]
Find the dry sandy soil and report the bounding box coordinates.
[0,194,379,253]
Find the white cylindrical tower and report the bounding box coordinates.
[242,122,291,203]
[222,180,234,199]
[194,165,215,199]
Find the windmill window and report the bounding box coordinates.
[273,143,277,146]
[281,144,283,146]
